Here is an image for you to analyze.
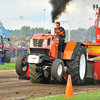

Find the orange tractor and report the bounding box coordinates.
[16,20,87,85]
[15,5,100,85]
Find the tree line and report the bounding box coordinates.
[7,26,95,42]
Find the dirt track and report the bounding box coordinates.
[10,58,16,63]
[0,70,100,100]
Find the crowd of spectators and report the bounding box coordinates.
[10,46,29,57]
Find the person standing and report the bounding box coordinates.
[11,46,13,57]
[13,46,16,57]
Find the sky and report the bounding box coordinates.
[0,0,100,30]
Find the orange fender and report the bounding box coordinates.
[63,41,83,60]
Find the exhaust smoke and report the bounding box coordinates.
[49,0,72,22]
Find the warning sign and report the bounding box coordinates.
[88,46,100,53]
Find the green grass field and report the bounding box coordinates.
[28,91,100,100]
[0,63,15,69]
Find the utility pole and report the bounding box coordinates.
[20,16,23,35]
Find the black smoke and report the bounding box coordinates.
[50,0,72,22]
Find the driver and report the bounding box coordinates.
[54,22,65,52]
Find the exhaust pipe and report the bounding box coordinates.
[51,22,55,35]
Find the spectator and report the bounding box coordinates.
[24,47,27,54]
[17,47,20,56]
[19,47,22,55]
[13,46,16,57]
[22,47,25,54]
[11,46,13,57]
[27,47,30,54]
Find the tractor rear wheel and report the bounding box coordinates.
[65,46,87,85]
[15,55,28,76]
[51,59,64,81]
[30,64,50,83]
[5,50,11,63]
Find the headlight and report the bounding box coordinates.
[30,39,33,47]
[43,39,47,47]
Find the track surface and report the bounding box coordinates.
[0,70,100,100]
[10,58,16,63]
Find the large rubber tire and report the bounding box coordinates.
[30,64,50,83]
[15,55,28,76]
[51,59,64,81]
[5,50,11,63]
[65,46,87,85]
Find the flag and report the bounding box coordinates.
[1,25,9,38]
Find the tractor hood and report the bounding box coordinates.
[29,34,57,56]
[30,34,56,49]
[31,34,54,39]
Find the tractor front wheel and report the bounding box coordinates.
[15,55,28,76]
[51,59,64,81]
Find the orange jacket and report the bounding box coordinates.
[54,27,65,38]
